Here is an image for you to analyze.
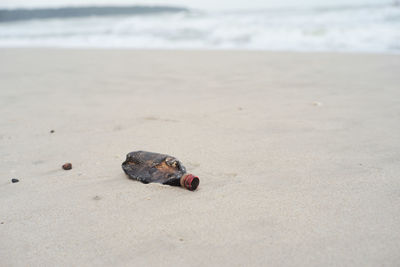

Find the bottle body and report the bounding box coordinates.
[122,151,199,191]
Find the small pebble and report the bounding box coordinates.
[50,130,55,133]
[312,101,323,107]
[11,178,19,183]
[62,163,72,170]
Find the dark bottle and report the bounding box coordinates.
[122,151,199,191]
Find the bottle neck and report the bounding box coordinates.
[180,174,189,188]
[180,173,199,191]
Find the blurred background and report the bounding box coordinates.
[0,0,399,52]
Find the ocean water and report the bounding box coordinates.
[0,4,399,53]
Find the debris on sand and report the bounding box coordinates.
[122,150,199,191]
[62,163,72,170]
[312,101,323,107]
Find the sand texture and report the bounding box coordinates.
[0,49,400,266]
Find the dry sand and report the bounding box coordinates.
[0,49,399,266]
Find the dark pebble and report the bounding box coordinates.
[50,130,55,133]
[11,178,19,183]
[62,163,72,170]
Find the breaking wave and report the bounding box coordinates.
[0,4,399,53]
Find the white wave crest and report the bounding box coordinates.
[0,5,399,53]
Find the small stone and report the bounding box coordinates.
[50,130,55,133]
[11,178,19,183]
[0,222,4,224]
[179,238,184,242]
[312,101,322,107]
[93,196,101,200]
[62,163,72,170]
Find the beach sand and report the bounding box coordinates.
[0,49,399,266]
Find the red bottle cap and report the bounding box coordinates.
[182,174,199,191]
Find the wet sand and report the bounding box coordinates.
[0,49,399,266]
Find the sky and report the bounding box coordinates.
[0,0,394,10]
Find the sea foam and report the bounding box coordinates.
[0,4,399,53]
